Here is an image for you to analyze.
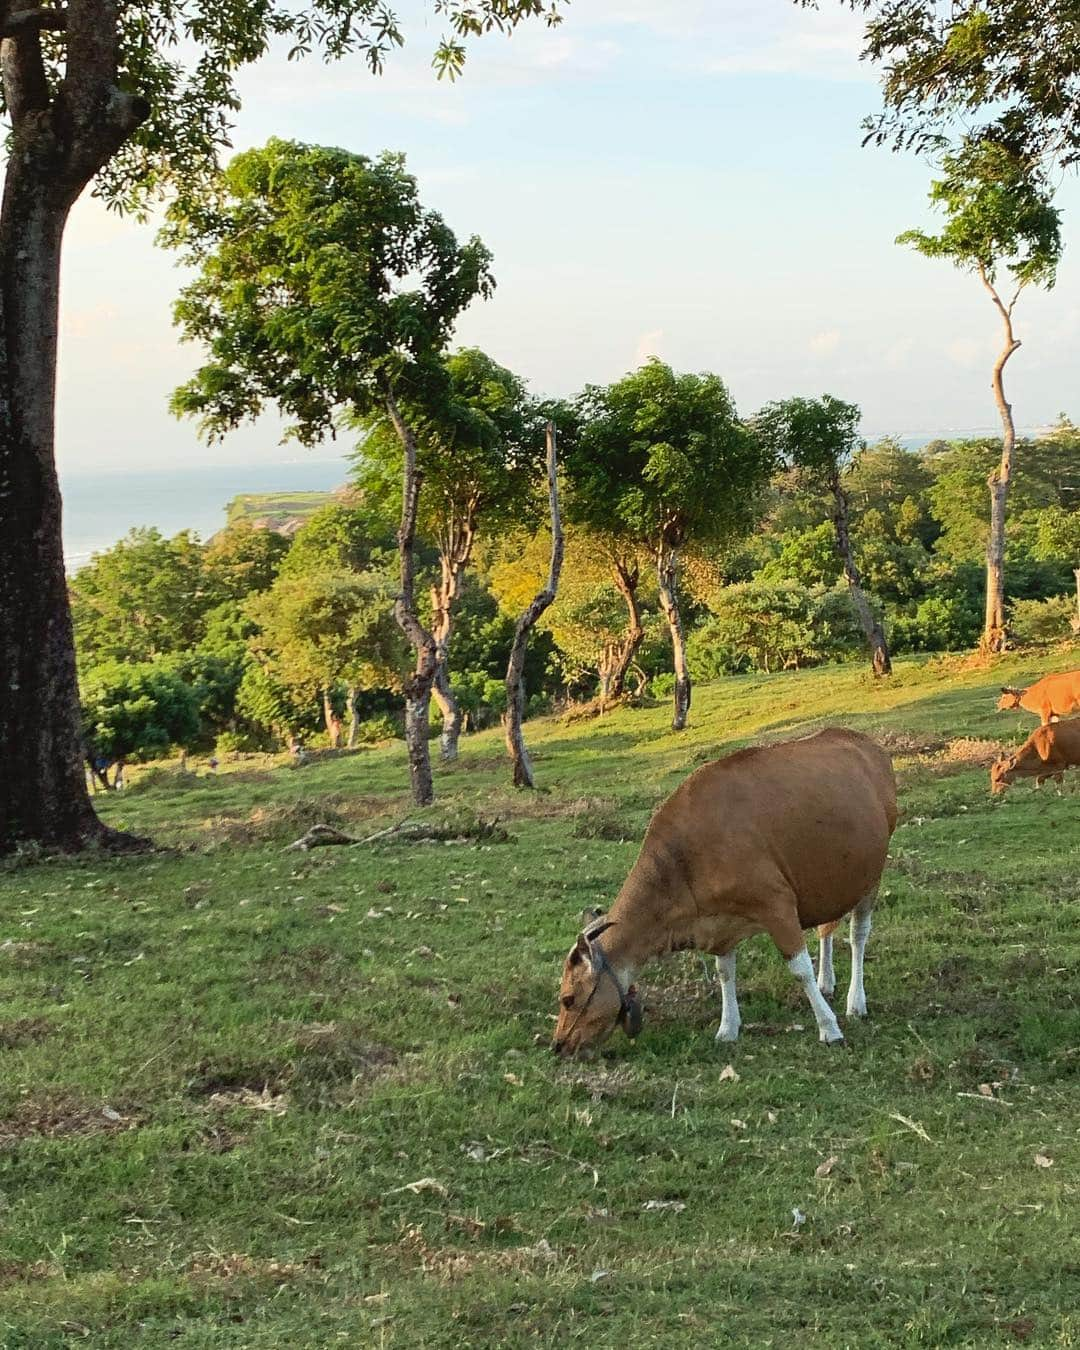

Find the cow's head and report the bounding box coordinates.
[990,753,1017,794]
[551,923,642,1058]
[997,687,1024,711]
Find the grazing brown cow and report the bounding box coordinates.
[990,719,1080,794]
[997,670,1080,725]
[552,728,897,1057]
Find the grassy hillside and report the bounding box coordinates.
[224,491,339,532]
[2,651,1079,1347]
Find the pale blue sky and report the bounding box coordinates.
[55,0,1080,474]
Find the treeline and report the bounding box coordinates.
[72,397,1080,774]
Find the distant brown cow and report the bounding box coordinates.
[997,670,1080,724]
[990,719,1080,794]
[552,728,897,1057]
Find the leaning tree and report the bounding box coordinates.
[166,139,495,806]
[569,360,773,730]
[756,395,893,676]
[897,139,1061,653]
[353,348,538,760]
[0,0,563,854]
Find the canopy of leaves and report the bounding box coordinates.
[246,567,406,699]
[7,1,565,212]
[353,347,540,548]
[755,394,862,489]
[567,360,773,552]
[813,1,1080,167]
[80,662,201,762]
[166,140,495,444]
[203,520,291,600]
[70,528,211,668]
[896,139,1062,289]
[277,503,395,578]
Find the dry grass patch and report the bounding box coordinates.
[0,1092,137,1147]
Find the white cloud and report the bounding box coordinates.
[809,329,841,357]
[633,328,665,366]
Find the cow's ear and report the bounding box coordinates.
[569,933,592,966]
[579,906,605,928]
[584,919,615,943]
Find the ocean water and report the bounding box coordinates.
[60,457,348,571]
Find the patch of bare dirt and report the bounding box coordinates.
[877,731,948,757]
[0,1260,59,1288]
[0,1017,52,1049]
[0,1092,137,1147]
[0,939,52,969]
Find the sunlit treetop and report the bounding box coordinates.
[895,138,1062,293]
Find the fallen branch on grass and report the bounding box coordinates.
[284,816,510,852]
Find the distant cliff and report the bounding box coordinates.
[222,484,352,537]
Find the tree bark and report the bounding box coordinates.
[828,474,892,676]
[504,423,563,788]
[346,686,360,748]
[429,522,474,762]
[656,545,691,730]
[384,388,438,806]
[322,691,342,748]
[1073,568,1080,636]
[979,265,1022,655]
[599,558,644,702]
[0,5,148,854]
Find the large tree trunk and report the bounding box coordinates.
[505,423,563,788]
[828,475,892,676]
[656,545,691,730]
[0,11,148,854]
[0,162,109,849]
[979,268,1022,656]
[384,389,437,806]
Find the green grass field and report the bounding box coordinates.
[224,492,338,531]
[2,651,1079,1347]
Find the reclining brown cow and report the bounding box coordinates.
[997,669,1080,724]
[552,728,897,1057]
[990,719,1080,794]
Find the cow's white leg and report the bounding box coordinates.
[714,951,741,1042]
[817,932,835,995]
[846,906,872,1018]
[787,948,843,1043]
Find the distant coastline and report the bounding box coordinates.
[60,457,348,571]
[60,428,1054,572]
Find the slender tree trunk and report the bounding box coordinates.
[346,686,360,748]
[656,545,691,730]
[430,538,473,762]
[384,389,437,805]
[0,12,148,854]
[1073,568,1080,636]
[505,423,563,788]
[606,559,644,700]
[828,475,892,676]
[979,266,1022,655]
[322,691,342,748]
